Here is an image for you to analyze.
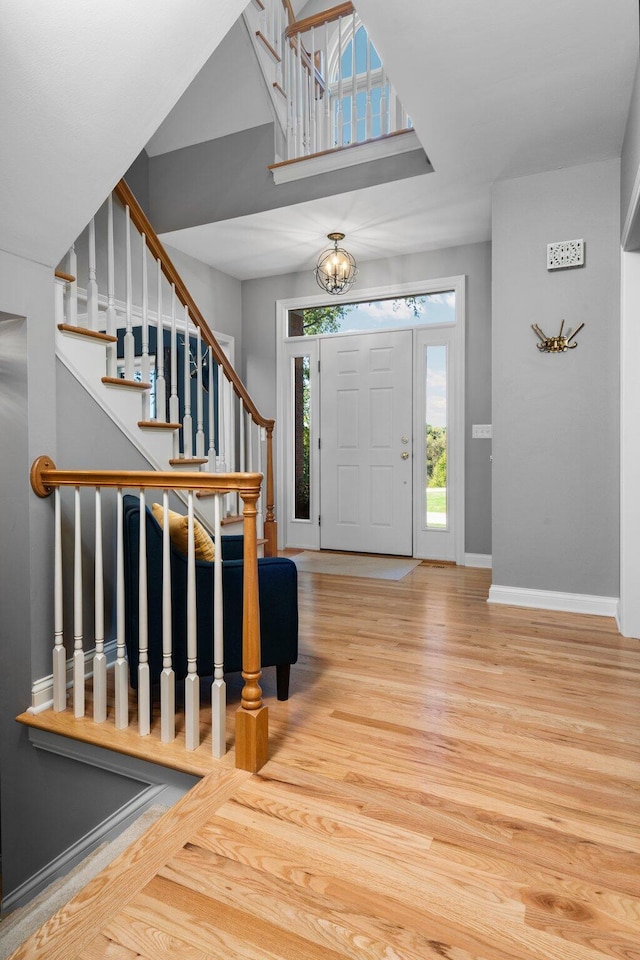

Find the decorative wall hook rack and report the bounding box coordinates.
[531,319,585,353]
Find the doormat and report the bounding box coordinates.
[291,551,421,581]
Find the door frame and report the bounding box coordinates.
[276,275,466,562]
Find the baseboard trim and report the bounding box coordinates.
[1,785,163,914]
[28,638,117,714]
[464,553,492,568]
[488,584,618,617]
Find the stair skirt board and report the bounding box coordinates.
[464,553,492,568]
[488,584,618,617]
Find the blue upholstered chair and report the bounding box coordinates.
[122,494,298,699]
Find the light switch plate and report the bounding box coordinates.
[472,424,492,439]
[547,239,584,270]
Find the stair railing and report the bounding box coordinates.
[282,1,411,160]
[30,456,268,772]
[56,179,277,557]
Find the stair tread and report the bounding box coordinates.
[138,420,181,430]
[169,457,208,466]
[58,323,117,344]
[102,376,152,390]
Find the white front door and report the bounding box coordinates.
[319,329,413,555]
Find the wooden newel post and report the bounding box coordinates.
[235,484,269,772]
[263,421,278,558]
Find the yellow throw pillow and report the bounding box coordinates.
[151,502,215,561]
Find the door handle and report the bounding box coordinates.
[401,451,410,460]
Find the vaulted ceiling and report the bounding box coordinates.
[152,0,638,280]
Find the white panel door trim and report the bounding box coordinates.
[276,275,466,555]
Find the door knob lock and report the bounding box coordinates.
[401,436,409,444]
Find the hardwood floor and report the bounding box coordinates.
[11,564,640,960]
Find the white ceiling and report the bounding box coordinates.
[0,0,249,268]
[156,0,638,280]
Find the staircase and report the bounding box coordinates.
[55,180,276,552]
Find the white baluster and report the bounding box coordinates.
[337,17,344,146]
[365,30,372,140]
[208,348,216,472]
[105,195,116,377]
[380,68,388,136]
[67,244,78,328]
[93,487,107,723]
[73,486,84,718]
[216,365,226,476]
[54,276,66,331]
[247,411,254,474]
[309,27,316,154]
[351,11,357,142]
[138,490,150,736]
[124,205,135,381]
[53,488,66,711]
[239,401,246,474]
[182,306,193,459]
[141,233,150,421]
[184,491,199,750]
[114,489,129,729]
[155,259,166,422]
[195,326,205,458]
[324,22,331,150]
[87,216,99,330]
[211,493,226,757]
[160,490,175,742]
[286,41,294,158]
[297,37,304,156]
[170,285,180,457]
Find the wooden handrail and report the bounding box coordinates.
[285,1,354,38]
[30,456,262,498]
[113,180,273,434]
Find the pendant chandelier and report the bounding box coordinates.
[315,232,358,296]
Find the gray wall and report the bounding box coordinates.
[164,244,242,348]
[0,252,144,901]
[242,240,492,556]
[492,159,620,596]
[148,123,431,234]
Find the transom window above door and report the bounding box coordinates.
[288,292,456,337]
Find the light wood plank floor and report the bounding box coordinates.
[11,564,640,960]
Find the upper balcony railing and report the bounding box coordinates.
[256,0,412,162]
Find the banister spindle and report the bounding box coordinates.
[182,306,193,459]
[114,488,129,728]
[73,486,85,718]
[140,233,151,421]
[87,216,99,330]
[351,11,357,142]
[380,67,388,135]
[296,37,304,156]
[195,326,205,458]
[211,492,226,757]
[170,285,179,457]
[324,21,331,150]
[105,195,116,377]
[337,16,344,145]
[160,489,175,742]
[208,348,216,472]
[53,488,66,711]
[124,205,135,381]
[365,30,372,140]
[155,258,166,422]
[138,489,150,736]
[257,426,265,539]
[93,487,107,723]
[184,490,199,750]
[309,27,316,154]
[264,422,277,556]
[67,243,78,328]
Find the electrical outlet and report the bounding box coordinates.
[472,424,492,439]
